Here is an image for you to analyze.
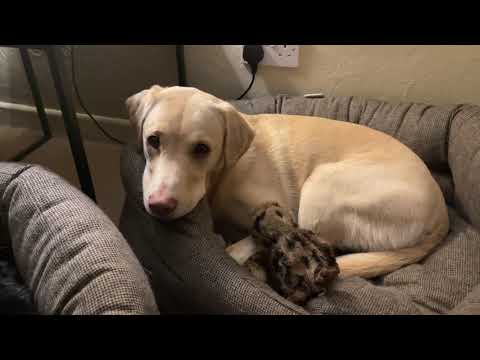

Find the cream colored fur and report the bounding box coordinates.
[126,85,449,280]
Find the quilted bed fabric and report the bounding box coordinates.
[0,163,159,315]
[119,94,480,315]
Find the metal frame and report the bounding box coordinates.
[9,48,52,162]
[176,45,187,86]
[2,45,96,202]
[2,44,188,202]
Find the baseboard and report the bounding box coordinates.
[0,101,135,144]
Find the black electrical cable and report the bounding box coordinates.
[236,45,263,100]
[70,45,125,145]
[237,72,256,100]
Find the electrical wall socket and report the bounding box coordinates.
[260,45,300,68]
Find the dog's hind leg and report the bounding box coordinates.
[297,163,449,279]
[334,222,448,279]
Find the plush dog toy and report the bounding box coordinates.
[246,202,340,306]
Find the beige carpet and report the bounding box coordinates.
[1,126,125,225]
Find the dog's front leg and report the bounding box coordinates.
[225,236,260,265]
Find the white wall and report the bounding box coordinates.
[0,45,178,119]
[184,45,480,106]
[4,45,479,124]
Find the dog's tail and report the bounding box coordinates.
[336,210,449,280]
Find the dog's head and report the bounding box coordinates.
[126,85,255,221]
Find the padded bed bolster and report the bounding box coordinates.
[0,162,159,315]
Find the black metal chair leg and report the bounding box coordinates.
[46,46,97,202]
[176,45,187,86]
[19,49,51,138]
[8,49,52,162]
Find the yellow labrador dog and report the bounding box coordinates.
[126,85,449,279]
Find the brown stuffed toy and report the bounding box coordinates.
[246,202,340,306]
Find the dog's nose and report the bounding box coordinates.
[148,193,178,216]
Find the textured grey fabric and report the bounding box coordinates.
[0,162,159,315]
[306,209,480,315]
[450,284,480,315]
[120,94,480,315]
[448,105,480,229]
[0,163,28,251]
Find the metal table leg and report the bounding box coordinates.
[46,46,97,202]
[176,45,187,86]
[9,49,52,162]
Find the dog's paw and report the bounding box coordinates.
[268,230,339,306]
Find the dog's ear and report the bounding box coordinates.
[216,101,255,169]
[125,85,164,151]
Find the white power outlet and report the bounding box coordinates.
[260,45,300,68]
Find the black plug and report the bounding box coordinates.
[242,45,264,75]
[237,45,264,100]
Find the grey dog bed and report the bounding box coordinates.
[0,163,159,315]
[119,94,480,315]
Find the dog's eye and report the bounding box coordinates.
[192,143,211,157]
[147,135,160,150]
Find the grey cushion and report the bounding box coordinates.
[0,163,159,315]
[306,209,480,315]
[119,94,480,315]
